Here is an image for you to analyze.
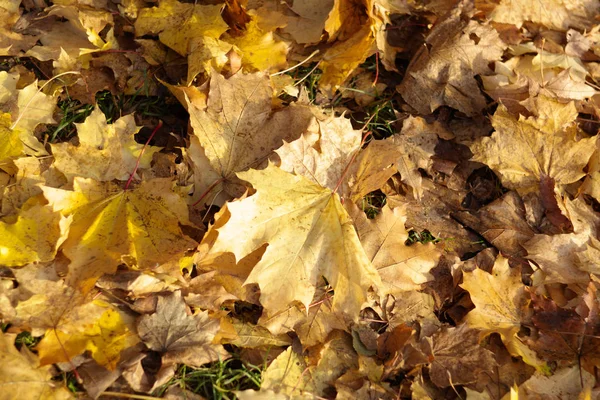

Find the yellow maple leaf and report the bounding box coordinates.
[471,96,597,195]
[1,265,139,370]
[0,331,73,400]
[320,24,376,92]
[275,111,362,192]
[42,177,197,290]
[51,107,161,182]
[0,112,21,165]
[461,256,544,369]
[36,302,139,369]
[224,19,288,72]
[134,0,228,56]
[0,76,57,156]
[187,36,234,84]
[0,197,69,267]
[208,164,383,320]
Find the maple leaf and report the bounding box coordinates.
[208,164,383,320]
[282,0,332,44]
[257,347,316,398]
[51,107,161,182]
[137,291,228,367]
[398,0,506,116]
[0,0,39,55]
[428,324,496,389]
[393,179,486,257]
[350,204,441,295]
[0,265,139,369]
[134,0,228,57]
[393,116,449,199]
[187,36,235,84]
[0,197,69,267]
[525,198,600,284]
[524,287,600,370]
[345,134,401,203]
[223,318,292,349]
[489,0,599,31]
[453,191,536,259]
[0,73,57,156]
[319,24,376,92]
[0,331,73,400]
[471,96,597,194]
[187,71,314,201]
[461,256,543,368]
[42,177,197,290]
[0,112,21,166]
[223,19,288,72]
[512,366,595,399]
[37,303,140,369]
[258,286,347,348]
[276,110,361,192]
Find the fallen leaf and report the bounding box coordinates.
[224,19,288,72]
[0,112,22,165]
[393,116,447,199]
[489,0,599,30]
[398,0,505,116]
[134,0,228,57]
[512,366,595,399]
[453,191,536,259]
[42,178,197,290]
[0,196,68,267]
[471,96,597,195]
[137,291,228,367]
[37,303,140,369]
[259,347,316,398]
[320,24,377,92]
[282,0,332,44]
[428,324,496,389]
[259,287,347,348]
[0,331,73,400]
[208,164,383,320]
[461,256,541,367]
[187,71,314,201]
[525,198,600,284]
[276,111,362,193]
[350,204,441,295]
[51,107,161,182]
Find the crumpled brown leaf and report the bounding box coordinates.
[398,0,506,116]
[137,291,228,367]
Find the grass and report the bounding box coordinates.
[15,331,41,350]
[286,63,323,104]
[406,230,440,245]
[153,356,263,400]
[47,97,94,142]
[46,88,173,143]
[358,97,398,139]
[361,190,387,219]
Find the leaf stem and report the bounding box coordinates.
[124,120,163,190]
[332,130,373,197]
[192,177,226,207]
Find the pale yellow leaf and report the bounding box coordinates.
[52,107,161,182]
[209,164,383,320]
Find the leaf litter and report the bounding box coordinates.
[1,0,600,398]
